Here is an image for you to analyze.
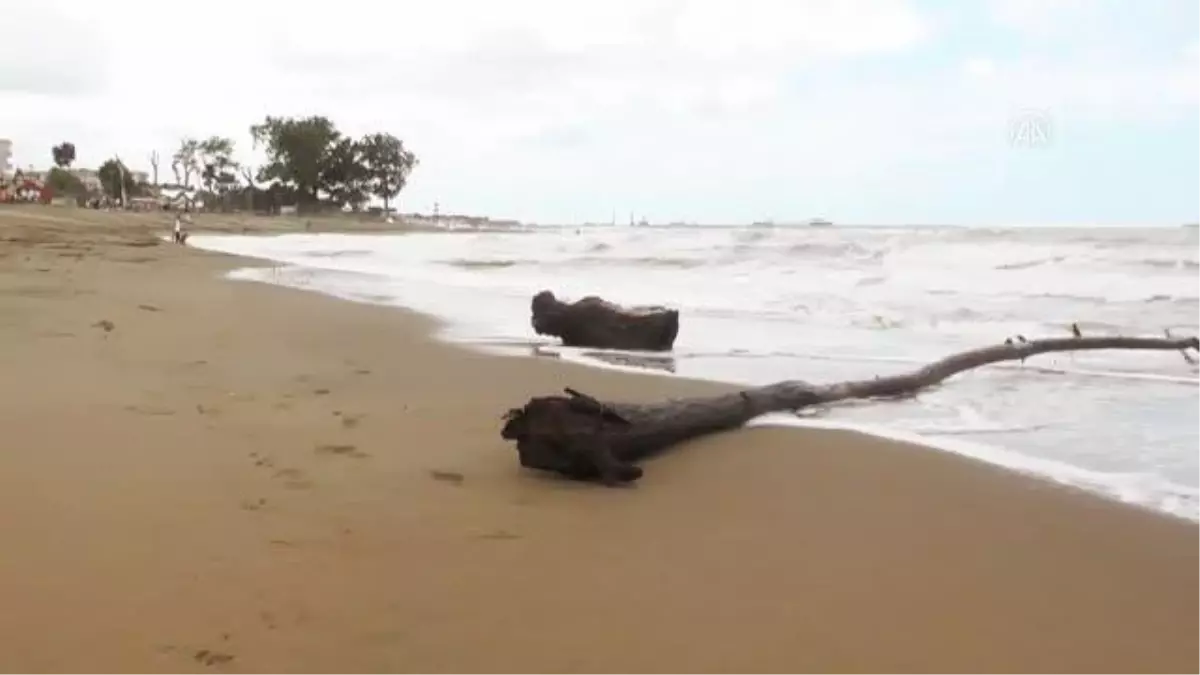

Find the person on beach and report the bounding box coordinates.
[172,214,189,245]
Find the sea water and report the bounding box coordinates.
[193,224,1200,520]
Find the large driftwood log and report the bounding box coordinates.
[530,290,680,351]
[501,335,1200,485]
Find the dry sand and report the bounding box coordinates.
[0,206,1196,673]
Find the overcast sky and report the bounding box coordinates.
[1,0,1196,225]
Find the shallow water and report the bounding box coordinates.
[193,224,1200,520]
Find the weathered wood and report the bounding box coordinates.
[530,290,680,351]
[500,334,1200,485]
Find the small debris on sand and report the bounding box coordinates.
[193,649,234,666]
[429,469,465,485]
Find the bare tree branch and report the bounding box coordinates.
[149,150,159,186]
[500,334,1200,485]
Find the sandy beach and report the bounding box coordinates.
[0,206,1196,674]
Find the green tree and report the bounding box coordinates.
[171,138,201,187]
[250,115,341,210]
[197,136,240,196]
[97,158,136,202]
[46,167,86,196]
[51,142,76,168]
[322,137,369,210]
[358,132,417,213]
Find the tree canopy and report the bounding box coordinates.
[359,132,417,211]
[98,158,137,202]
[171,138,201,188]
[51,142,76,168]
[198,136,239,196]
[250,115,341,206]
[90,115,420,213]
[46,167,86,196]
[249,116,417,212]
[322,136,370,210]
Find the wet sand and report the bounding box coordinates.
[0,206,1196,673]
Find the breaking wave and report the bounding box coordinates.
[192,223,1200,521]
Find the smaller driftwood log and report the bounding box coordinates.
[530,290,680,351]
[501,334,1200,486]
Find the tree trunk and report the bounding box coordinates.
[531,290,680,351]
[500,334,1199,485]
[304,186,320,214]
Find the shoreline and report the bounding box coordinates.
[226,260,1200,524]
[2,207,1196,672]
[196,232,1199,523]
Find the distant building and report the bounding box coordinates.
[156,185,199,210]
[0,139,12,177]
[0,146,150,197]
[72,168,103,193]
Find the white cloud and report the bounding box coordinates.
[985,0,1088,37]
[0,0,1194,223]
[670,0,929,58]
[962,58,997,79]
[0,3,109,97]
[44,0,931,172]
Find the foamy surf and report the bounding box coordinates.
[192,225,1199,521]
[749,414,1200,522]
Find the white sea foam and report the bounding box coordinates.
[193,224,1200,521]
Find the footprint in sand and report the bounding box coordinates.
[125,404,175,416]
[239,498,268,512]
[429,469,465,486]
[192,649,235,667]
[157,644,235,668]
[332,411,363,429]
[273,467,314,490]
[476,529,521,541]
[196,404,222,416]
[249,452,275,469]
[314,443,368,459]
